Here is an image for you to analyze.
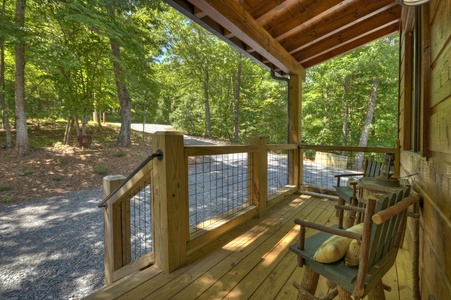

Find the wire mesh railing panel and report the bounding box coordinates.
[302,149,386,191]
[188,153,252,234]
[129,179,152,262]
[267,150,289,198]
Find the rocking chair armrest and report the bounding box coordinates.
[372,194,421,225]
[334,173,364,178]
[334,173,364,186]
[294,219,362,240]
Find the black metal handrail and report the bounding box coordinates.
[98,150,163,208]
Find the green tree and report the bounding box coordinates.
[157,7,288,143]
[14,0,29,155]
[302,34,399,154]
[0,0,13,148]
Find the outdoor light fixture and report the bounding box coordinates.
[396,0,430,6]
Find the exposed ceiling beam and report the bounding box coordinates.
[267,0,343,40]
[187,0,306,77]
[291,8,400,61]
[252,0,299,27]
[248,0,290,22]
[280,0,398,53]
[194,6,207,18]
[301,23,400,68]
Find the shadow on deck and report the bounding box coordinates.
[85,194,413,299]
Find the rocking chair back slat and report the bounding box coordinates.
[368,189,409,268]
[364,159,382,178]
[381,192,407,257]
[369,193,394,265]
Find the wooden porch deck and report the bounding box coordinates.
[85,194,413,300]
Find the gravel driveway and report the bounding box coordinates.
[0,188,105,300]
[0,125,347,300]
[0,125,228,300]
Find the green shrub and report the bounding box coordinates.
[0,186,13,192]
[52,176,63,181]
[1,195,12,203]
[113,149,127,157]
[57,156,68,164]
[19,170,34,177]
[94,162,108,175]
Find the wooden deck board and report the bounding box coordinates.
[195,199,328,299]
[249,201,337,300]
[167,195,315,300]
[396,248,415,298]
[85,194,414,300]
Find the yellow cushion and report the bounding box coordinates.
[313,223,363,263]
[345,238,361,266]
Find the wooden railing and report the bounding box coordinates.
[101,132,299,283]
[299,144,398,194]
[266,143,299,205]
[100,160,154,285]
[100,132,398,283]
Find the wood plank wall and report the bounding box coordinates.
[399,0,451,298]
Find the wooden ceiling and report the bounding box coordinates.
[164,0,401,77]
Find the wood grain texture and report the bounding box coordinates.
[152,132,189,273]
[289,74,302,187]
[86,194,412,299]
[430,43,451,108]
[430,0,451,64]
[102,175,126,285]
[429,101,451,154]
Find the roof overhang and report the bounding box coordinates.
[164,0,401,77]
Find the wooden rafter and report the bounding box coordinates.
[187,0,306,76]
[291,8,401,61]
[301,23,400,68]
[165,0,401,73]
[279,0,398,53]
[266,0,344,40]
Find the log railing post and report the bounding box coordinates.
[249,136,268,217]
[152,131,188,273]
[102,174,126,285]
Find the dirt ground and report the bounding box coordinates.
[0,123,154,204]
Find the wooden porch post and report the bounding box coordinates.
[249,136,268,217]
[152,131,188,273]
[289,74,303,188]
[102,174,126,285]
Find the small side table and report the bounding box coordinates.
[358,177,404,203]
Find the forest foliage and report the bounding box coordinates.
[0,1,399,150]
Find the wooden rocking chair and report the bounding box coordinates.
[289,188,420,299]
[333,157,382,228]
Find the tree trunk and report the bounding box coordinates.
[75,117,81,136]
[0,0,12,148]
[234,53,242,142]
[341,75,350,155]
[108,5,131,147]
[203,64,211,137]
[14,0,29,156]
[81,115,88,135]
[63,117,74,145]
[353,78,380,169]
